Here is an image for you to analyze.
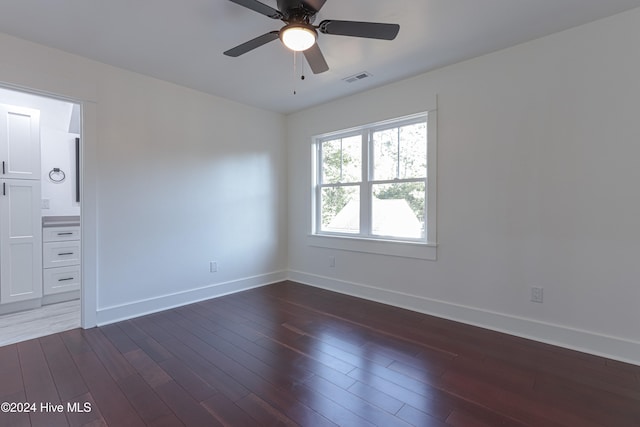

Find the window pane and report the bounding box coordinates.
[321,135,361,184]
[372,182,425,239]
[321,186,360,234]
[372,122,427,180]
[399,122,427,179]
[372,128,398,181]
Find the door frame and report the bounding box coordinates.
[0,82,98,328]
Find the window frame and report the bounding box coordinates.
[310,110,437,260]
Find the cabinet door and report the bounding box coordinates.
[0,179,42,304]
[0,104,41,180]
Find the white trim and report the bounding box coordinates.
[426,109,437,245]
[95,270,287,326]
[287,270,640,367]
[307,234,437,260]
[80,101,98,328]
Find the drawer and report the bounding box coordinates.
[43,241,81,268]
[43,226,81,242]
[43,266,81,295]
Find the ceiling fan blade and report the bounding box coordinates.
[224,31,280,57]
[318,20,400,40]
[303,43,329,74]
[228,0,283,19]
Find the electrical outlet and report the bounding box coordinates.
[329,256,335,268]
[531,287,544,303]
[41,199,50,209]
[210,261,217,273]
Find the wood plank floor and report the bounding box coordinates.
[0,300,80,347]
[0,281,638,427]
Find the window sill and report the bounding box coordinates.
[307,234,437,260]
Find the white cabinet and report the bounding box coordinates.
[44,240,81,268]
[0,179,42,304]
[0,103,42,307]
[43,265,81,295]
[43,226,81,242]
[0,104,41,180]
[43,225,81,295]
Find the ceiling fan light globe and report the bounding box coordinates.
[281,26,317,51]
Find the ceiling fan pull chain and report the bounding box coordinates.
[293,50,298,95]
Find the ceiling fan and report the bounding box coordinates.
[224,0,400,74]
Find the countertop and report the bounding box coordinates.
[42,216,81,228]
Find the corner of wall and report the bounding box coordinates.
[95,271,287,326]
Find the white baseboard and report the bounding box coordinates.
[96,270,287,326]
[287,270,640,367]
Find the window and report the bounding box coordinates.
[311,111,437,259]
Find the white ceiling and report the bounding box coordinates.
[1,0,639,114]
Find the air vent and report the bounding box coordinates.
[343,71,372,83]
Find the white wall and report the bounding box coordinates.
[95,70,288,318]
[287,8,640,365]
[0,32,288,325]
[41,127,81,218]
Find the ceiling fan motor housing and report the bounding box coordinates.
[277,0,320,21]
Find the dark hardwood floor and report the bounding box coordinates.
[1,281,639,426]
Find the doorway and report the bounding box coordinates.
[0,86,82,345]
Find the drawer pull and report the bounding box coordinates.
[58,252,74,256]
[58,277,74,282]
[57,232,74,236]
